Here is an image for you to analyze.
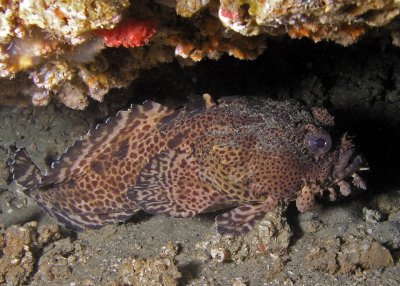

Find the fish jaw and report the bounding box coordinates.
[298,134,367,212]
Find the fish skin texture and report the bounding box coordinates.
[12,95,366,236]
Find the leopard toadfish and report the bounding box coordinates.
[11,95,367,236]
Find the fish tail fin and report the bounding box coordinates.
[11,148,42,190]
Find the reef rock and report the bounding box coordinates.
[0,222,62,286]
[1,0,399,108]
[306,235,394,274]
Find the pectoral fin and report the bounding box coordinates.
[215,203,265,236]
[128,149,225,217]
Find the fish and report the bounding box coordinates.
[11,94,367,236]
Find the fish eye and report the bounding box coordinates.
[306,130,332,155]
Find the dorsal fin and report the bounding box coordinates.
[202,93,217,109]
[41,101,178,185]
[186,93,217,114]
[11,148,42,189]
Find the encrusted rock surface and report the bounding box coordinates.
[306,235,394,274]
[113,256,181,286]
[0,222,62,286]
[1,0,400,108]
[196,204,292,264]
[218,0,400,43]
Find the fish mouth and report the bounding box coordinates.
[333,148,367,183]
[327,135,369,199]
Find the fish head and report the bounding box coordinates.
[301,107,368,200]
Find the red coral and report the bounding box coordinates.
[219,8,240,20]
[95,19,157,48]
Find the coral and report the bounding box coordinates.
[95,19,158,48]
[0,33,61,77]
[173,14,266,61]
[0,0,133,108]
[1,0,400,109]
[26,43,173,109]
[176,0,209,17]
[0,0,130,76]
[0,222,62,286]
[217,0,400,45]
[18,0,130,45]
[0,0,21,44]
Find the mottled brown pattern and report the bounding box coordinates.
[13,101,180,229]
[12,95,366,236]
[129,95,366,236]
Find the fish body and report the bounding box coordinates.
[12,95,366,235]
